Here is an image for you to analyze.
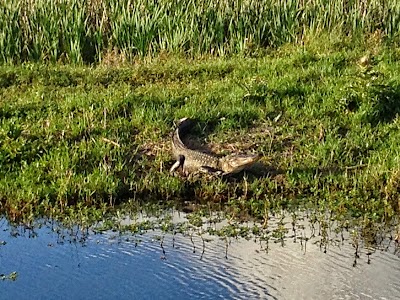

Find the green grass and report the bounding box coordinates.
[1,36,400,226]
[0,0,399,63]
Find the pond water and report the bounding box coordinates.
[1,212,400,300]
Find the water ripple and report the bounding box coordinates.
[1,217,400,300]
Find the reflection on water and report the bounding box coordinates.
[0,213,400,300]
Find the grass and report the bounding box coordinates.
[0,0,399,63]
[1,35,400,229]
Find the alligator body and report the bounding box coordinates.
[170,118,259,176]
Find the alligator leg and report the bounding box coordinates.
[170,155,185,174]
[198,166,224,176]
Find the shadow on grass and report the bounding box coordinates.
[242,82,306,107]
[345,70,400,126]
[365,83,400,126]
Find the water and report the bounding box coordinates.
[1,214,399,300]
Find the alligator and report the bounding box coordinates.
[170,117,259,176]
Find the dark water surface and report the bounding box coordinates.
[1,214,399,300]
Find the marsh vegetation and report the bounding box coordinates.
[1,0,400,63]
[0,1,399,239]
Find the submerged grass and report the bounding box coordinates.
[1,36,400,227]
[0,0,400,63]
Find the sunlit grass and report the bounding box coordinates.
[1,36,400,225]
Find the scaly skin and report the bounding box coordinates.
[170,118,259,175]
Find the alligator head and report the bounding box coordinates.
[219,153,260,175]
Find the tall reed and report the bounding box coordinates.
[0,0,399,63]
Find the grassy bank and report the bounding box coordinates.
[1,0,399,63]
[1,36,400,225]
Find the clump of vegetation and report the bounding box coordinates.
[0,271,18,281]
[0,0,399,63]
